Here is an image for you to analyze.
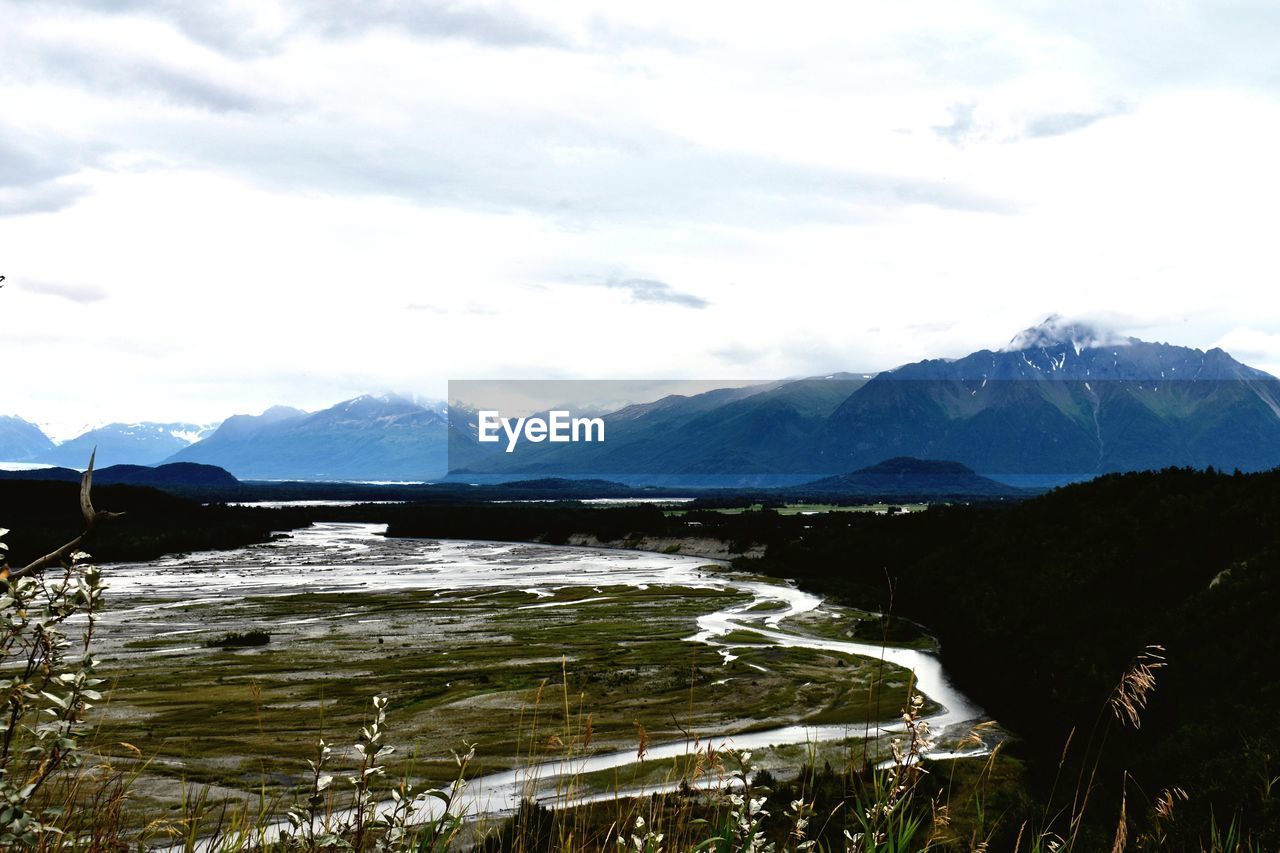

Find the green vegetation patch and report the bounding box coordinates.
[93,579,929,814]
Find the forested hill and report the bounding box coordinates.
[746,467,1280,843]
[0,480,312,566]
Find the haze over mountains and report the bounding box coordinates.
[6,318,1280,484]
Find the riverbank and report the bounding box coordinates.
[86,523,991,834]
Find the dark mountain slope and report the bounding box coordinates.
[799,456,1024,498]
[808,317,1280,478]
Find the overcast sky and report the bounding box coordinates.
[3,0,1280,438]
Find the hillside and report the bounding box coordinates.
[0,462,238,487]
[798,456,1024,498]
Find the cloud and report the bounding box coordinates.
[0,184,89,217]
[298,0,567,49]
[1210,327,1280,372]
[600,277,709,309]
[172,117,1015,227]
[907,321,957,333]
[10,19,287,114]
[75,55,273,113]
[0,136,77,188]
[935,103,1127,146]
[405,302,497,315]
[18,280,109,303]
[708,342,763,366]
[932,103,981,144]
[0,134,92,216]
[1025,108,1124,139]
[6,0,1280,430]
[4,9,1018,230]
[1003,313,1137,352]
[14,0,567,54]
[6,0,276,57]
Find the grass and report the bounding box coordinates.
[786,606,939,651]
[88,581,925,823]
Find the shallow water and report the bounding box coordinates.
[107,522,988,840]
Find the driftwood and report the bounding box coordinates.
[5,450,122,581]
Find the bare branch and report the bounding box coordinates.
[8,450,123,581]
[80,448,97,526]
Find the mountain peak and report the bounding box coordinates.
[336,393,424,415]
[1003,314,1133,355]
[261,405,309,421]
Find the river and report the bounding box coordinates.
[98,522,991,843]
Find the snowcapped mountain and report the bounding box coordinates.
[39,422,221,468]
[810,317,1280,480]
[895,314,1275,383]
[0,416,55,463]
[1001,313,1133,356]
[9,320,1279,484]
[460,318,1280,485]
[167,393,448,481]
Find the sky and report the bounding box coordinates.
[3,0,1280,439]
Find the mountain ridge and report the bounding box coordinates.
[798,457,1024,498]
[0,461,238,487]
[39,421,220,468]
[455,318,1280,483]
[167,393,448,481]
[9,319,1280,484]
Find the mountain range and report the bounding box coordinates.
[450,317,1280,485]
[6,318,1280,484]
[0,419,219,469]
[166,394,448,481]
[40,422,219,467]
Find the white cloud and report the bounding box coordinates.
[17,280,108,303]
[1211,328,1280,377]
[1,0,1279,430]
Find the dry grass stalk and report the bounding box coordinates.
[1154,786,1188,821]
[1110,776,1128,853]
[1109,645,1166,729]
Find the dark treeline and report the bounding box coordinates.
[381,502,708,545]
[375,469,1280,844]
[0,480,313,567]
[747,468,1280,844]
